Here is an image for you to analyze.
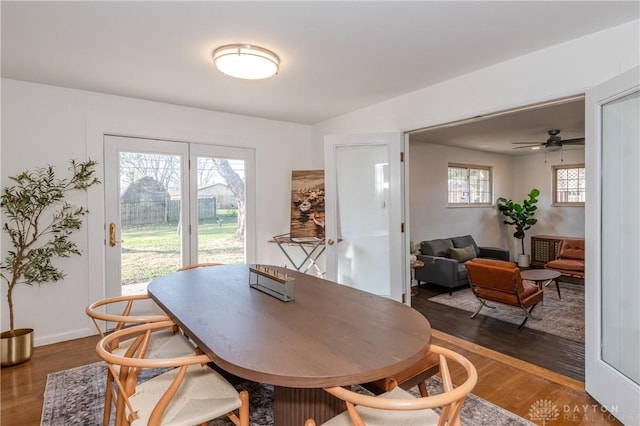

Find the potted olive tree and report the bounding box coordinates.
[497,188,540,267]
[1,160,99,366]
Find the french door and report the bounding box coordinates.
[104,135,254,299]
[323,132,407,302]
[585,67,639,424]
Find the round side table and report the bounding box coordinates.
[410,259,424,296]
[521,269,562,299]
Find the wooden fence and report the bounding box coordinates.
[121,199,217,227]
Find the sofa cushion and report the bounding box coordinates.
[558,239,584,260]
[450,235,480,257]
[457,263,468,281]
[420,239,454,257]
[448,245,476,263]
[474,286,519,305]
[546,258,584,272]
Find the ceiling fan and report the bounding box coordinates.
[512,129,585,152]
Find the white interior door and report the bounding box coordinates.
[585,66,640,424]
[324,133,406,301]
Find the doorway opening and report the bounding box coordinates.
[405,96,586,381]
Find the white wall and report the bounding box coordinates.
[408,143,514,254]
[511,149,585,257]
[1,79,312,345]
[408,143,585,261]
[310,20,639,165]
[311,20,637,260]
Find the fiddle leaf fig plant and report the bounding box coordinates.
[1,160,100,336]
[497,188,540,255]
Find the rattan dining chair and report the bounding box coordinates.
[177,262,224,271]
[96,319,250,426]
[361,350,440,397]
[86,295,196,426]
[305,345,477,426]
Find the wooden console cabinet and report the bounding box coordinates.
[530,235,582,268]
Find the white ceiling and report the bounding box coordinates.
[409,97,586,155]
[2,1,638,150]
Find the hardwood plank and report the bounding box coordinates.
[1,335,100,426]
[432,330,585,392]
[411,282,585,381]
[430,333,620,425]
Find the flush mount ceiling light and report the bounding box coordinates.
[212,44,279,80]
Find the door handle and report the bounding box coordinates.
[109,223,121,247]
[327,239,335,246]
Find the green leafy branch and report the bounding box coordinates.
[497,188,540,255]
[1,160,100,335]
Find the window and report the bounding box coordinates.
[448,163,492,206]
[553,164,585,206]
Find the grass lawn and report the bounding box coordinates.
[121,222,244,284]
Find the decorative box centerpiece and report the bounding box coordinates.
[249,265,295,302]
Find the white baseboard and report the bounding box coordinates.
[34,327,96,347]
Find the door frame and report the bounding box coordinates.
[103,135,191,299]
[324,132,407,302]
[585,66,640,423]
[86,122,256,320]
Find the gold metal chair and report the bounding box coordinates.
[86,295,195,425]
[306,345,477,426]
[96,319,250,426]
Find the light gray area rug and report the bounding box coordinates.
[428,282,584,343]
[41,361,534,425]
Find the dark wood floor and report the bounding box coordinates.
[411,282,585,381]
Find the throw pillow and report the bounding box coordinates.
[448,245,476,263]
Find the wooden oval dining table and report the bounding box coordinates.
[147,264,432,425]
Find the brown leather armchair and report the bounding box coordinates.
[464,258,543,328]
[545,239,585,278]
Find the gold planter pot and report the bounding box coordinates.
[1,328,34,366]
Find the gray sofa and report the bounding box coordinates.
[415,235,509,294]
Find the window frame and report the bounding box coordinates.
[447,163,493,207]
[552,163,586,207]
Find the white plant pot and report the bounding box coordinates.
[409,254,417,262]
[517,254,530,268]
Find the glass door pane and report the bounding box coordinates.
[119,151,184,295]
[194,156,246,264]
[105,137,254,302]
[600,90,640,385]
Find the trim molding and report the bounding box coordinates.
[431,329,585,392]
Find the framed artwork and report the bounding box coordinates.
[290,170,325,240]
